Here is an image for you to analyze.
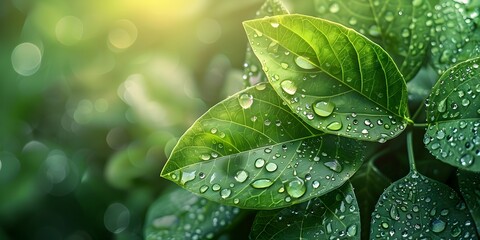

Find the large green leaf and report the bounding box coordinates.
[458,170,480,235]
[144,188,242,240]
[250,182,360,239]
[243,0,289,87]
[161,83,365,209]
[371,170,477,239]
[429,0,480,74]
[243,14,410,142]
[351,155,390,240]
[424,57,480,171]
[313,0,431,81]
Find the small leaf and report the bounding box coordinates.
[313,0,431,81]
[458,170,480,235]
[161,83,365,209]
[243,0,289,87]
[250,182,360,239]
[429,0,480,74]
[424,57,480,171]
[371,171,476,239]
[243,14,410,142]
[351,158,391,240]
[144,188,242,240]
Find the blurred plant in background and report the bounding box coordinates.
[0,0,265,239]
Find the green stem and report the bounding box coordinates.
[411,99,426,121]
[413,123,429,128]
[406,131,416,171]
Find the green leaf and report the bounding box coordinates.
[458,170,480,235]
[144,188,242,240]
[424,57,480,171]
[161,83,365,209]
[312,0,431,81]
[243,14,410,142]
[429,0,480,74]
[371,171,477,239]
[250,182,360,239]
[243,0,289,87]
[351,156,391,240]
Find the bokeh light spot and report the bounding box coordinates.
[104,203,130,234]
[11,42,42,76]
[108,19,137,50]
[55,16,83,46]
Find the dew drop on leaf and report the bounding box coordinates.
[285,177,306,198]
[238,93,253,109]
[326,121,342,131]
[251,179,274,189]
[220,189,231,199]
[180,171,196,185]
[200,185,208,193]
[313,101,335,117]
[431,218,446,233]
[265,162,278,172]
[234,170,248,183]
[255,158,266,168]
[324,160,342,173]
[294,56,316,70]
[280,80,297,95]
[459,154,474,167]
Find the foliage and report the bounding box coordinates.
[158,0,480,239]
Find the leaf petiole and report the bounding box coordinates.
[406,131,416,171]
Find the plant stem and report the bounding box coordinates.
[406,131,416,171]
[413,123,429,128]
[411,99,426,121]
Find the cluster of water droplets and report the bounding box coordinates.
[251,184,359,239]
[147,194,240,240]
[371,172,476,239]
[425,60,480,169]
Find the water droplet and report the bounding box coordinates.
[326,121,342,131]
[265,162,278,172]
[220,189,231,199]
[234,170,248,183]
[329,3,340,13]
[381,222,389,229]
[390,205,399,220]
[238,93,253,109]
[437,99,447,113]
[212,184,221,191]
[280,80,297,95]
[281,62,289,69]
[312,180,320,189]
[180,170,196,185]
[451,226,461,237]
[459,154,474,167]
[270,22,279,28]
[294,56,316,69]
[347,224,357,237]
[369,25,381,37]
[313,101,335,117]
[200,185,208,193]
[251,179,274,189]
[431,218,446,233]
[462,98,470,107]
[200,154,211,161]
[285,177,306,198]
[324,160,342,173]
[384,12,394,22]
[255,158,266,168]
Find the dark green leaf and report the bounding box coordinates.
[312,0,431,81]
[161,83,365,209]
[424,57,480,171]
[351,157,390,240]
[250,182,360,239]
[458,170,480,235]
[243,14,410,142]
[144,188,242,240]
[429,0,480,74]
[243,0,289,87]
[371,171,476,239]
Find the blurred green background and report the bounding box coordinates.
[0,0,266,239]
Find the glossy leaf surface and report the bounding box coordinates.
[458,170,480,235]
[424,57,480,171]
[144,188,241,240]
[250,182,360,239]
[351,157,390,240]
[161,83,365,209]
[313,0,431,81]
[243,0,289,87]
[371,171,476,239]
[244,14,410,142]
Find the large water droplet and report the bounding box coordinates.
[255,158,266,168]
[390,205,399,220]
[180,171,196,185]
[324,160,342,173]
[238,93,253,109]
[265,162,278,172]
[251,179,274,189]
[326,121,342,131]
[329,3,340,13]
[220,189,231,199]
[285,177,306,198]
[431,219,446,233]
[280,80,297,95]
[313,101,335,117]
[234,170,248,183]
[437,99,447,113]
[347,224,357,237]
[459,154,474,167]
[294,56,316,69]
